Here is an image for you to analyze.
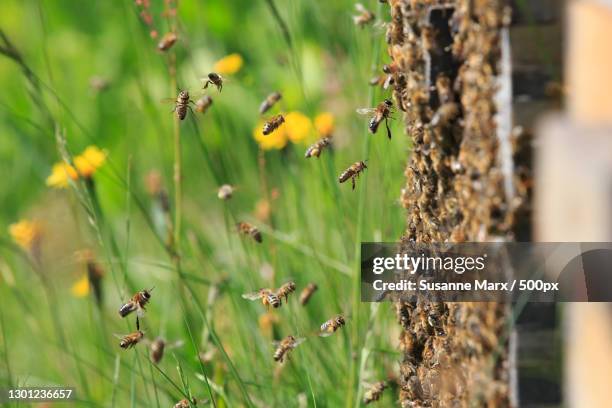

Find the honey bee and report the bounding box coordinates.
[262,114,285,136]
[202,72,224,92]
[369,75,387,88]
[363,381,387,404]
[242,288,281,309]
[353,3,375,27]
[195,95,213,114]
[157,32,178,51]
[116,330,145,349]
[259,91,282,115]
[171,90,194,121]
[430,102,459,128]
[299,283,317,306]
[276,281,296,303]
[304,137,331,158]
[319,315,346,337]
[338,161,368,190]
[273,335,305,362]
[149,338,184,364]
[357,99,394,139]
[217,184,235,200]
[237,222,262,243]
[119,288,154,317]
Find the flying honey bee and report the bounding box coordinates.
[237,221,262,243]
[195,95,213,114]
[149,338,184,364]
[116,330,145,349]
[259,91,282,115]
[174,398,200,408]
[304,137,331,158]
[157,32,178,51]
[273,335,305,363]
[217,184,235,200]
[276,281,296,303]
[299,283,318,306]
[338,161,368,190]
[363,381,387,404]
[119,288,154,317]
[202,72,224,92]
[168,90,194,121]
[357,99,394,139]
[353,3,375,27]
[319,315,346,337]
[242,288,281,309]
[262,114,285,136]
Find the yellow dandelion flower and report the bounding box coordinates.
[284,111,312,144]
[253,120,288,150]
[71,274,90,297]
[74,146,107,178]
[8,219,43,251]
[315,112,335,136]
[213,53,243,75]
[46,162,78,188]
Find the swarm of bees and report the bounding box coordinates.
[237,221,262,243]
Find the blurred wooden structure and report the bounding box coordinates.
[536,1,612,407]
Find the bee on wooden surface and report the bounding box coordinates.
[299,283,318,306]
[259,91,282,115]
[319,315,346,337]
[353,3,375,27]
[363,381,387,404]
[195,95,213,114]
[149,338,184,364]
[262,114,285,136]
[357,99,394,139]
[242,288,281,309]
[338,161,368,190]
[304,137,331,158]
[217,184,235,200]
[237,221,262,243]
[202,72,224,92]
[273,335,305,363]
[116,330,145,349]
[157,32,178,51]
[119,288,154,317]
[276,281,296,303]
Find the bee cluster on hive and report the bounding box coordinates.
[382,0,533,406]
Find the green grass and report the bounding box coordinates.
[0,0,407,406]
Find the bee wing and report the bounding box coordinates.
[356,108,376,115]
[355,3,367,12]
[113,333,127,339]
[166,340,185,350]
[242,291,263,300]
[292,337,306,348]
[160,98,176,104]
[318,331,333,338]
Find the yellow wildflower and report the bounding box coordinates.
[314,112,335,137]
[213,53,243,75]
[284,111,312,144]
[74,146,107,178]
[46,162,78,188]
[8,219,43,251]
[253,120,288,150]
[71,274,90,297]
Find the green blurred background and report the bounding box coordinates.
[0,0,409,406]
